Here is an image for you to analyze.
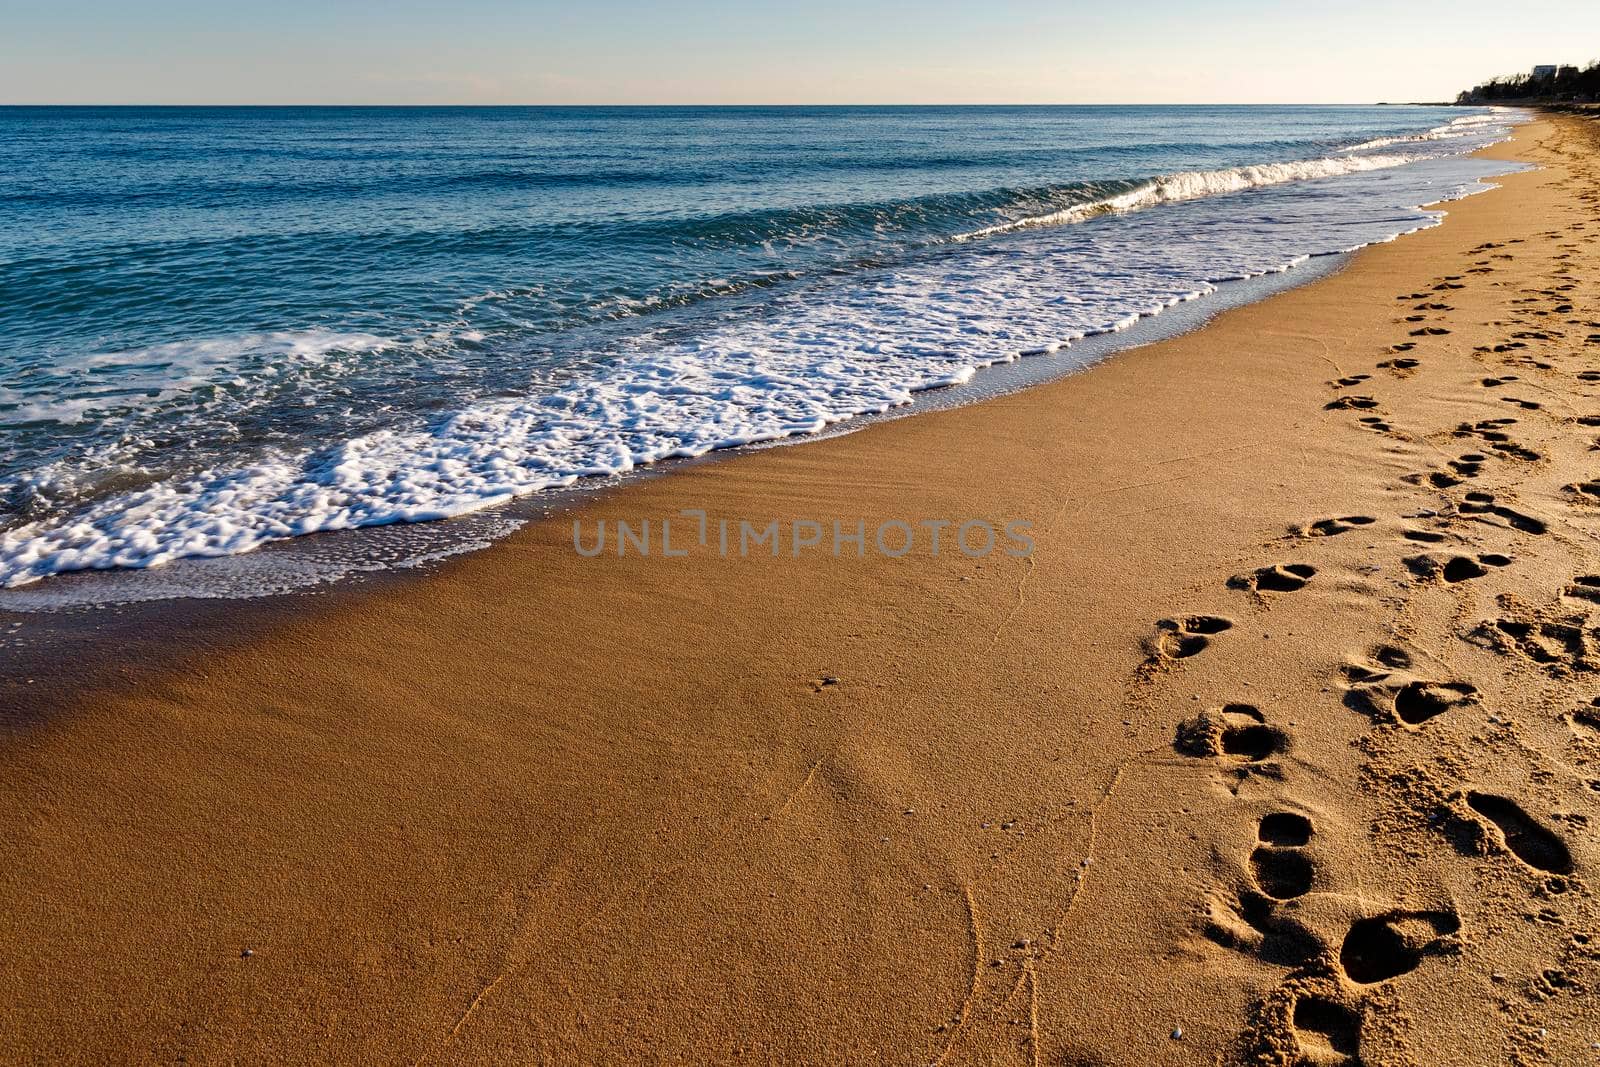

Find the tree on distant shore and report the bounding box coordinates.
[1458,60,1600,103]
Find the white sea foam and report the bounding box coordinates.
[0,113,1528,590]
[1339,112,1510,152]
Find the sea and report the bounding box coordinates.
[0,104,1525,603]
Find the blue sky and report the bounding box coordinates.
[3,1,1597,104]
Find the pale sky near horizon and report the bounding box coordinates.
[3,1,1597,106]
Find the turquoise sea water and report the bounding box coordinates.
[0,105,1522,592]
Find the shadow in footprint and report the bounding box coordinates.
[1394,682,1476,726]
[1563,575,1600,603]
[1224,723,1283,760]
[1402,528,1447,543]
[1259,812,1313,846]
[1465,792,1574,874]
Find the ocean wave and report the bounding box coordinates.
[952,153,1423,240]
[0,331,393,425]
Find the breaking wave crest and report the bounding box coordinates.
[954,153,1423,241]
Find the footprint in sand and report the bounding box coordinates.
[1377,356,1420,374]
[1301,515,1376,538]
[1402,528,1449,544]
[1566,698,1600,738]
[1459,491,1547,534]
[1229,562,1316,594]
[1149,614,1232,662]
[1342,649,1477,728]
[1175,703,1288,763]
[1460,791,1575,875]
[1403,552,1511,584]
[1470,609,1597,677]
[1405,455,1487,487]
[1337,909,1461,984]
[1330,373,1371,388]
[1560,575,1600,604]
[1288,996,1362,1065]
[1564,479,1600,503]
[1204,817,1322,962]
[1251,813,1317,900]
[1409,326,1450,336]
[1323,395,1379,412]
[1406,468,1463,489]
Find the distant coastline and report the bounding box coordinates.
[1457,60,1599,104]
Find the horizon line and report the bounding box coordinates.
[0,100,1460,109]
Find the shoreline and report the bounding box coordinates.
[0,130,1524,702]
[6,115,1600,1063]
[0,248,1357,614]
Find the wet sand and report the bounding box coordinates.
[3,116,1599,1065]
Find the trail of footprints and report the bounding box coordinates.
[1158,618,1583,1063]
[1140,241,1600,1060]
[1181,693,1473,1064]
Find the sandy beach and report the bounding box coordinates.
[4,114,1600,1064]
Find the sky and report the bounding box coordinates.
[2,0,1597,106]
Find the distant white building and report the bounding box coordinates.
[1532,65,1558,78]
